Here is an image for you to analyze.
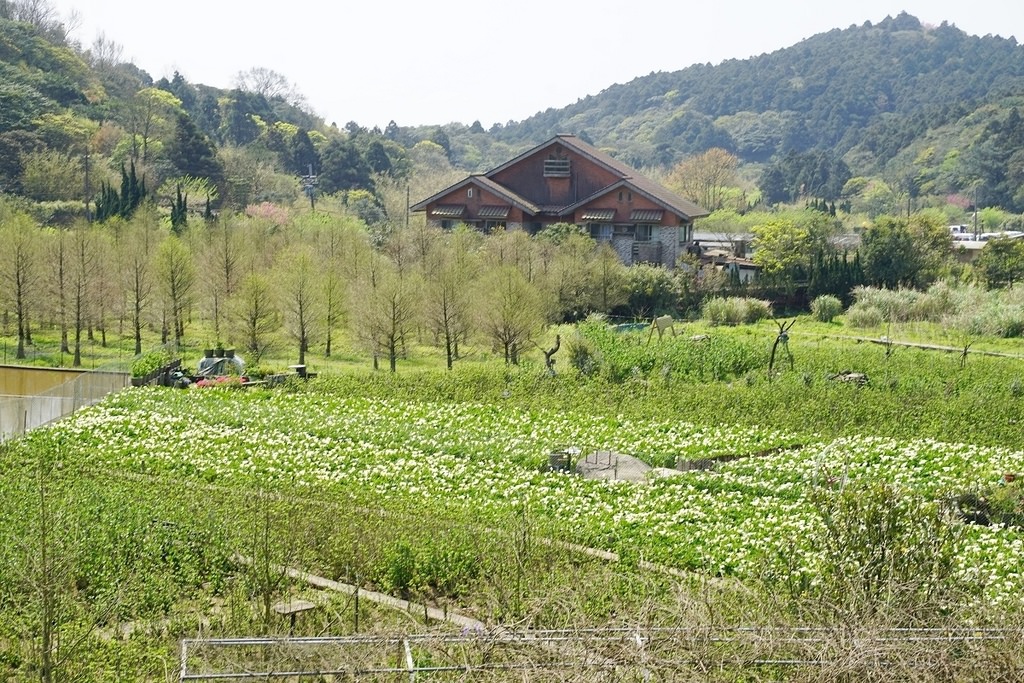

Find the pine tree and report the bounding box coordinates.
[168,112,223,182]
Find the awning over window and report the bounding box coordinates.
[580,209,615,221]
[478,205,510,218]
[630,209,664,222]
[431,205,465,218]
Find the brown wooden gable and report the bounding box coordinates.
[488,139,623,209]
[412,135,708,227]
[563,181,686,226]
[411,175,538,223]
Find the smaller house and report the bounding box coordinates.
[691,231,754,258]
[701,248,760,284]
[411,134,709,268]
[952,229,1024,264]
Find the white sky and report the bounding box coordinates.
[48,0,1024,131]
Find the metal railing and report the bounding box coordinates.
[179,626,1023,681]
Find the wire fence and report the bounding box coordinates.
[179,626,1024,681]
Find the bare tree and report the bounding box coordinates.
[8,0,66,41]
[665,147,739,212]
[231,271,279,363]
[300,212,369,357]
[120,207,161,354]
[423,227,478,369]
[43,227,70,354]
[476,265,549,365]
[234,66,307,108]
[276,246,322,366]
[88,32,123,69]
[351,253,419,372]
[155,234,195,345]
[201,217,239,342]
[483,227,541,283]
[68,221,97,366]
[0,206,40,359]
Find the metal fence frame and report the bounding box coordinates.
[0,364,129,441]
[179,627,1021,681]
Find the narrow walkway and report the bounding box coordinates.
[799,332,1024,359]
[231,553,486,631]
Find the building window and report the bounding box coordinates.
[613,224,635,238]
[544,158,571,177]
[484,220,506,232]
[678,225,692,244]
[618,191,624,202]
[635,224,653,242]
[588,223,612,241]
[441,220,454,230]
[467,187,473,198]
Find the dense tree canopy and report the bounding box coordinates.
[167,112,223,183]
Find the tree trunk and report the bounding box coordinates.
[16,314,25,359]
[134,312,142,355]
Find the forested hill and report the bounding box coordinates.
[3,3,1024,220]
[486,12,1024,170]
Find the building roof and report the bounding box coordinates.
[490,134,708,221]
[412,135,709,222]
[409,174,540,215]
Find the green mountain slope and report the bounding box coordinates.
[489,12,1024,172]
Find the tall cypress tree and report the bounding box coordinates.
[119,163,131,217]
[171,185,188,235]
[94,164,147,223]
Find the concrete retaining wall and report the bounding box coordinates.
[0,366,129,441]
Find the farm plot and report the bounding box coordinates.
[44,386,1024,601]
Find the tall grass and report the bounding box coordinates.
[810,294,843,322]
[847,282,1024,337]
[701,296,774,325]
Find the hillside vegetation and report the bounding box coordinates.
[3,3,1024,227]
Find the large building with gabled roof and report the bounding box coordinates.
[410,134,708,268]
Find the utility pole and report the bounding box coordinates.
[301,164,318,212]
[973,185,979,239]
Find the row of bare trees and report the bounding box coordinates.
[0,198,634,369]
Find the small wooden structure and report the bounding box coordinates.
[647,315,677,343]
[272,598,317,634]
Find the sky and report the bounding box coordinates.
[47,0,1024,131]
